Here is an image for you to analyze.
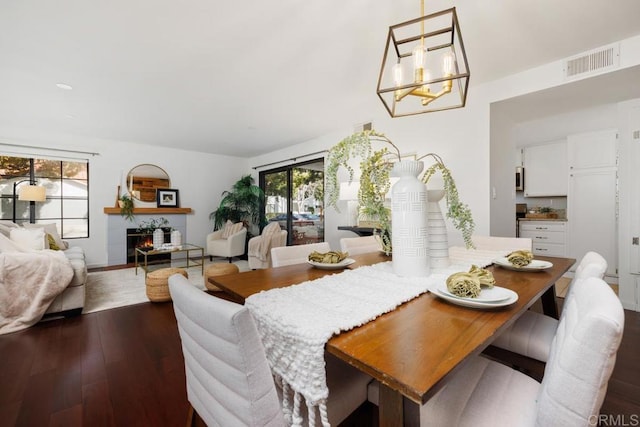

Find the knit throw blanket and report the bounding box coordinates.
[248,222,281,261]
[245,249,507,426]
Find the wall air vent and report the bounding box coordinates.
[564,43,620,80]
[354,121,373,133]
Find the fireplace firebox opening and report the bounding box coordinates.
[126,228,172,264]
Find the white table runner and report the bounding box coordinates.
[245,249,507,426]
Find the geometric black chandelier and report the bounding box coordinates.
[377,1,470,117]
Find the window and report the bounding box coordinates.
[0,155,89,238]
[260,159,324,246]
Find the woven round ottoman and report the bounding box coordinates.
[146,268,188,302]
[204,263,239,292]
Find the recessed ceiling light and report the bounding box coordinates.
[55,83,73,90]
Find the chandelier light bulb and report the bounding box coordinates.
[393,62,403,86]
[413,44,426,71]
[442,50,456,75]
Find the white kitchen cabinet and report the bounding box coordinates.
[523,140,568,197]
[519,221,566,257]
[568,129,617,170]
[567,129,617,277]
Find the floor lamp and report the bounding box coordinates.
[13,180,46,223]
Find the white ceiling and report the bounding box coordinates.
[1,0,640,157]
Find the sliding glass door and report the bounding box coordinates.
[260,159,324,246]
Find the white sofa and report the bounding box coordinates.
[0,221,87,317]
[44,246,87,316]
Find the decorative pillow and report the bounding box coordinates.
[23,223,65,249]
[221,220,243,239]
[9,227,46,250]
[0,220,20,238]
[47,234,62,250]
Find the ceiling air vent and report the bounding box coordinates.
[564,43,620,79]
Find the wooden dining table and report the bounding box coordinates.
[210,252,575,426]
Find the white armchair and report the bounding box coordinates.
[206,227,247,262]
[248,222,287,269]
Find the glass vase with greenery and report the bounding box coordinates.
[326,130,475,251]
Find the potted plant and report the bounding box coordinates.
[119,194,135,221]
[326,130,475,251]
[210,175,265,235]
[136,217,172,234]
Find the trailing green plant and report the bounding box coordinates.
[326,130,475,251]
[326,131,400,212]
[210,174,265,232]
[119,194,135,221]
[421,154,475,248]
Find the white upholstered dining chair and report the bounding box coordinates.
[492,251,607,362]
[271,242,331,267]
[339,235,381,256]
[368,276,624,426]
[168,274,371,426]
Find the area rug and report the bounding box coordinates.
[83,259,250,314]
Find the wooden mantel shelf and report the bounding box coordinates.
[104,207,192,214]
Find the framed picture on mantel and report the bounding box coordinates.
[157,188,179,208]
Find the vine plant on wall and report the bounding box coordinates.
[326,130,475,252]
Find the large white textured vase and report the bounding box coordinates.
[391,160,429,276]
[427,189,450,268]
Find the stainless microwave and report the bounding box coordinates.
[515,166,524,191]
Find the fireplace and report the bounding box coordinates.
[126,228,172,264]
[106,211,187,266]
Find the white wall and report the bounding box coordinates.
[0,126,248,267]
[247,98,492,251]
[512,105,618,146]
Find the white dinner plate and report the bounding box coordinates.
[307,258,356,270]
[431,283,518,309]
[437,285,513,303]
[493,257,553,272]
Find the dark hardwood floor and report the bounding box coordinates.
[0,298,638,426]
